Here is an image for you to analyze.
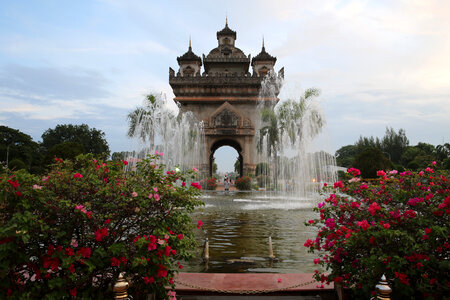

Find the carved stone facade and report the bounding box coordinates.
[169,21,283,176]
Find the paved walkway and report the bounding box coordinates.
[215,182,238,191]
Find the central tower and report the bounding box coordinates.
[169,21,283,176]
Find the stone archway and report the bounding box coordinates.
[209,139,243,177]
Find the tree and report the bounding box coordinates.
[353,147,392,178]
[234,158,240,174]
[0,126,41,172]
[41,124,109,157]
[380,127,409,164]
[44,142,85,165]
[335,145,358,167]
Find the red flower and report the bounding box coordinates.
[177,234,183,240]
[68,263,75,273]
[7,179,19,188]
[368,202,381,216]
[15,191,21,197]
[73,173,83,179]
[78,247,92,258]
[334,181,343,189]
[95,227,108,242]
[65,247,75,256]
[197,220,203,229]
[122,160,128,165]
[424,228,432,234]
[111,257,121,267]
[143,276,155,284]
[69,288,77,297]
[191,182,202,189]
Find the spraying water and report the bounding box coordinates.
[125,93,205,172]
[255,72,337,197]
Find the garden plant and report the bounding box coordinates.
[0,153,203,299]
[305,163,449,299]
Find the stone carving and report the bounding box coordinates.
[213,109,239,128]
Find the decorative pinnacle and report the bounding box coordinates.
[189,35,192,50]
[262,35,265,49]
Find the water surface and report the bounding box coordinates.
[183,191,320,273]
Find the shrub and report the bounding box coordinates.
[7,159,27,171]
[0,154,202,299]
[235,176,252,190]
[353,147,392,178]
[305,165,449,299]
[256,175,271,188]
[200,177,217,190]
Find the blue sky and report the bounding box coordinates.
[1,0,449,172]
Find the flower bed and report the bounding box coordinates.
[0,154,203,299]
[235,176,252,190]
[305,164,449,299]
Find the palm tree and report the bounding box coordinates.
[127,94,168,148]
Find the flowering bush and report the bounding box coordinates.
[200,177,217,190]
[235,176,252,190]
[305,164,449,299]
[0,154,202,299]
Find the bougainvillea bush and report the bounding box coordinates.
[200,177,217,190]
[235,176,252,190]
[305,164,449,299]
[0,154,202,299]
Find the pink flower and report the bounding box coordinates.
[131,191,138,197]
[32,184,42,190]
[348,177,361,183]
[313,258,321,264]
[432,161,437,166]
[70,239,78,248]
[73,173,83,179]
[325,218,336,229]
[197,220,203,229]
[360,183,368,190]
[318,202,325,208]
[148,193,153,199]
[277,278,282,283]
[154,194,160,201]
[192,167,198,172]
[153,187,158,192]
[389,170,398,175]
[347,168,361,176]
[425,167,434,173]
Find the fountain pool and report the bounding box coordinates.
[183,191,320,273]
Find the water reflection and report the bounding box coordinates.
[184,191,319,273]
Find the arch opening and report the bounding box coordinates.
[209,139,243,178]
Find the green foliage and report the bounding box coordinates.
[234,159,240,174]
[255,162,270,176]
[111,151,128,161]
[200,177,217,190]
[380,127,409,164]
[335,145,358,168]
[41,124,110,157]
[256,175,271,188]
[0,154,202,299]
[305,165,449,299]
[7,159,26,170]
[353,147,392,178]
[44,142,85,165]
[0,126,41,172]
[235,176,252,190]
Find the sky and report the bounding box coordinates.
[1,0,449,172]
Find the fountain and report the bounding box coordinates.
[125,22,338,273]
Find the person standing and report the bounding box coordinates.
[224,178,230,191]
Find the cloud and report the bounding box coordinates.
[0,64,110,100]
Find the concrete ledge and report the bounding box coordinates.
[173,273,334,298]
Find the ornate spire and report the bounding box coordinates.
[252,37,276,65]
[177,38,202,65]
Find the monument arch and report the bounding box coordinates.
[169,21,283,176]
